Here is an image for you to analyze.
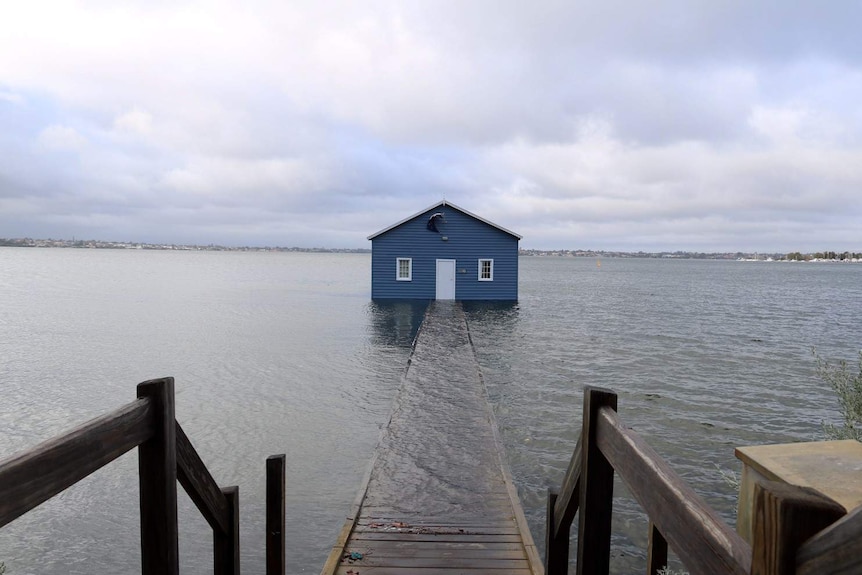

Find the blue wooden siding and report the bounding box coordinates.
[370,205,519,300]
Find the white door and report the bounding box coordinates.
[435,259,456,300]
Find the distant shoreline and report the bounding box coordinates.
[0,238,370,254]
[519,249,861,262]
[1,237,859,262]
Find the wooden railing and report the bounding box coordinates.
[546,386,862,575]
[0,377,286,575]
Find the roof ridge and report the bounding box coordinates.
[367,201,521,240]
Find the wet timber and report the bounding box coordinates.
[321,301,542,575]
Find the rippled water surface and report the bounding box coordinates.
[1,249,860,574]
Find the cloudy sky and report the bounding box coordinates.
[1,1,860,251]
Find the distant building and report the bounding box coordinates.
[368,201,521,300]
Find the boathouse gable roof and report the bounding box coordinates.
[367,200,522,241]
[368,200,520,301]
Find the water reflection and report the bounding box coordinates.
[365,299,522,351]
[367,299,430,348]
[462,300,521,326]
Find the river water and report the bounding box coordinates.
[1,249,859,574]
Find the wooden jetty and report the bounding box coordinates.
[320,301,542,575]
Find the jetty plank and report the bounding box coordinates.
[347,544,527,559]
[320,302,542,575]
[335,568,533,575]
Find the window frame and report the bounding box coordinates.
[396,257,412,281]
[478,258,494,281]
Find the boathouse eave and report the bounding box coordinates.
[366,200,522,241]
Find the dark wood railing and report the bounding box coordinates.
[547,386,862,575]
[0,377,286,575]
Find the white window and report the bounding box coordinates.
[478,259,494,281]
[397,258,412,281]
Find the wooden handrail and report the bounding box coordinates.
[0,378,251,575]
[546,387,759,575]
[596,405,751,575]
[547,386,860,574]
[551,434,581,540]
[796,498,862,574]
[176,422,231,534]
[545,436,583,575]
[0,396,153,529]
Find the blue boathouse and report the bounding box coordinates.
[368,201,521,300]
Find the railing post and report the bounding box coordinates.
[546,488,569,575]
[751,479,844,575]
[647,521,668,575]
[137,377,179,575]
[576,386,617,575]
[215,485,240,575]
[267,454,286,575]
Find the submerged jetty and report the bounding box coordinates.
[320,301,542,575]
[3,305,862,574]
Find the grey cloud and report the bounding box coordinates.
[1,1,861,250]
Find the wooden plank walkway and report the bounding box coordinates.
[321,301,543,575]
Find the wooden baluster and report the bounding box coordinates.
[137,377,179,575]
[546,488,569,575]
[215,485,240,575]
[647,521,668,575]
[576,387,617,575]
[267,454,286,575]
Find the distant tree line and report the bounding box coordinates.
[786,251,861,261]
